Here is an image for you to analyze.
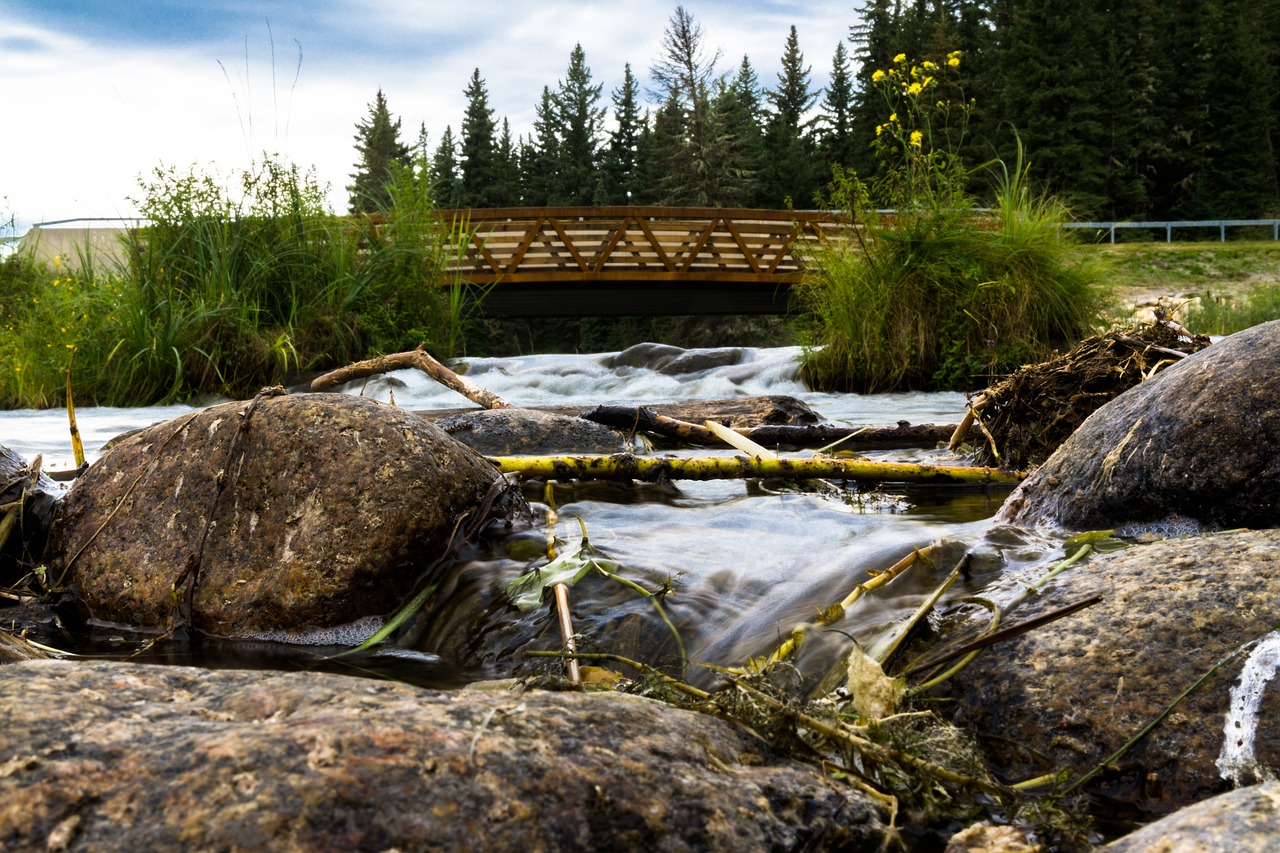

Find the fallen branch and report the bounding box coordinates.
[486,453,1025,485]
[582,406,956,450]
[311,346,514,410]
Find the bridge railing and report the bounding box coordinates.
[436,206,844,284]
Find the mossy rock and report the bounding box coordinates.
[45,392,514,637]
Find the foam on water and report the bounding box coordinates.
[249,614,385,646]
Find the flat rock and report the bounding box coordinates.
[44,392,512,637]
[437,408,630,455]
[941,529,1280,818]
[0,659,889,852]
[1001,321,1280,531]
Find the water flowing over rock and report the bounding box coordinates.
[43,392,515,638]
[437,408,631,455]
[1000,321,1280,531]
[0,660,890,852]
[940,529,1280,818]
[1102,780,1280,851]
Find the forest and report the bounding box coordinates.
[349,0,1280,222]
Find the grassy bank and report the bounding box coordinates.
[1081,240,1280,334]
[0,158,475,409]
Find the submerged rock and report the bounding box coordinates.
[1001,321,1280,531]
[437,407,631,455]
[44,392,514,638]
[0,659,890,852]
[940,529,1280,818]
[1103,780,1280,852]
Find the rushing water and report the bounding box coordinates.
[5,345,1067,685]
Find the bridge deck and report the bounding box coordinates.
[436,206,839,316]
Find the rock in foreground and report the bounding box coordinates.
[942,529,1280,818]
[1103,780,1280,852]
[1001,320,1280,531]
[0,660,888,852]
[44,392,512,637]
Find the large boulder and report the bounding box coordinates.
[1103,780,1280,852]
[939,529,1280,818]
[1000,321,1280,531]
[44,392,514,638]
[0,659,890,851]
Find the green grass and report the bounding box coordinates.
[796,154,1105,393]
[0,157,473,409]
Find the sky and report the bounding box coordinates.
[1,1,861,237]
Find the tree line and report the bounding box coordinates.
[348,0,1280,222]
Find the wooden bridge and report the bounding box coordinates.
[437,206,842,318]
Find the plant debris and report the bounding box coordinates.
[957,320,1211,469]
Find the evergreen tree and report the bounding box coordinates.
[493,119,521,206]
[429,125,462,208]
[554,44,607,204]
[459,68,501,207]
[760,26,822,207]
[818,42,858,172]
[720,56,765,204]
[347,89,412,213]
[648,6,750,205]
[600,64,648,204]
[524,87,562,205]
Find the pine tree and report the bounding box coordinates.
[554,44,606,205]
[600,64,648,204]
[459,68,500,208]
[760,26,822,207]
[818,42,858,173]
[492,118,521,206]
[721,56,765,204]
[429,125,462,208]
[347,89,412,213]
[524,87,562,205]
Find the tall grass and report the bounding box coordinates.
[0,155,473,408]
[1184,285,1280,335]
[795,56,1104,392]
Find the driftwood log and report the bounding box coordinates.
[582,406,956,450]
[311,347,513,410]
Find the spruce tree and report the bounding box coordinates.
[347,89,412,213]
[554,44,606,205]
[818,42,858,173]
[459,68,500,207]
[493,118,521,206]
[721,56,765,204]
[761,26,822,207]
[524,87,562,205]
[429,125,462,208]
[600,64,648,204]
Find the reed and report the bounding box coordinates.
[0,155,470,408]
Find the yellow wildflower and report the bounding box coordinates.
[872,69,886,83]
[908,82,923,95]
[889,112,898,123]
[53,255,60,267]
[893,53,907,64]
[947,51,962,68]
[910,131,924,148]
[923,76,934,88]
[923,61,936,71]
[875,124,884,136]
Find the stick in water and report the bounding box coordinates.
[311,346,514,410]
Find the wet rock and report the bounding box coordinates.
[44,392,513,638]
[0,445,64,587]
[944,822,1040,853]
[657,347,749,375]
[1102,780,1280,852]
[437,408,630,455]
[0,659,890,852]
[603,342,686,370]
[1001,321,1280,531]
[941,529,1280,819]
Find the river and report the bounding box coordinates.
[5,345,1066,686]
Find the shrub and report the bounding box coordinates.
[795,53,1105,392]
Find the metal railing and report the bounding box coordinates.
[1065,219,1280,243]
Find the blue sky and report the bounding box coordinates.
[2,2,859,233]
